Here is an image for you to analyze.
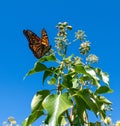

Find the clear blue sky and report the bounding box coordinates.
[0,0,120,125]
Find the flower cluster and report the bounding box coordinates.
[75,30,86,41]
[55,22,72,57]
[86,54,99,63]
[79,41,90,55]
[75,29,99,64]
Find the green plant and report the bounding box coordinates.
[22,22,113,126]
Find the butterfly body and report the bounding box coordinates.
[23,29,51,58]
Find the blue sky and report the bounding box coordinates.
[0,0,120,125]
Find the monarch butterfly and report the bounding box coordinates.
[23,28,51,58]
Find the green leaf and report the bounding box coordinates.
[69,88,106,124]
[102,72,109,85]
[79,76,90,84]
[38,54,56,62]
[74,64,86,74]
[62,74,73,88]
[47,77,56,85]
[42,93,73,126]
[84,66,99,80]
[34,63,47,71]
[97,96,111,105]
[42,67,55,84]
[31,90,50,112]
[22,118,31,126]
[72,78,79,88]
[84,66,101,87]
[95,86,113,94]
[22,110,44,126]
[58,114,67,125]
[71,88,111,121]
[95,68,109,85]
[95,96,112,119]
[73,95,87,125]
[75,65,100,87]
[22,90,50,126]
[24,62,47,79]
[76,89,100,116]
[63,54,74,62]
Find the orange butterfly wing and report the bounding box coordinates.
[41,29,49,46]
[23,29,51,58]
